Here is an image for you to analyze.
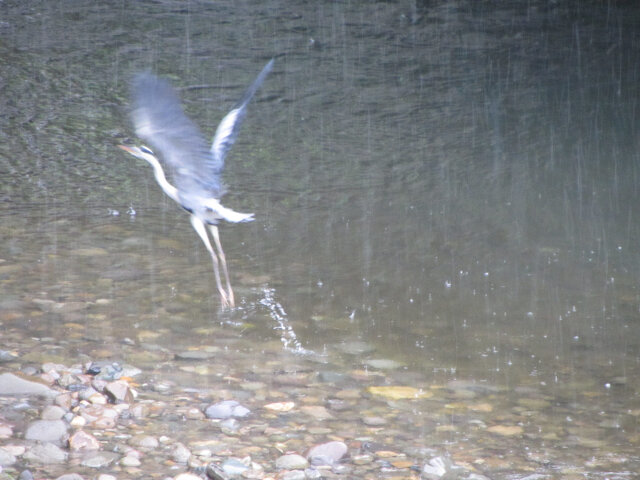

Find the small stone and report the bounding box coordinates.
[221,457,249,475]
[105,380,134,404]
[171,442,191,463]
[0,447,17,466]
[97,475,117,480]
[69,430,100,451]
[130,435,159,449]
[280,470,306,480]
[263,401,295,412]
[487,425,523,436]
[185,407,205,420]
[55,393,74,410]
[80,451,119,468]
[70,415,87,427]
[24,420,68,444]
[55,474,85,480]
[275,454,308,470]
[307,441,348,466]
[23,442,68,464]
[120,455,141,467]
[362,416,387,426]
[205,400,250,419]
[42,405,66,420]
[89,393,108,405]
[364,358,404,370]
[174,474,203,480]
[300,405,333,420]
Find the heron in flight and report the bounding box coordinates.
[119,59,274,308]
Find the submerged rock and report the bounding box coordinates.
[0,373,56,397]
[307,441,348,466]
[205,400,250,419]
[24,419,68,444]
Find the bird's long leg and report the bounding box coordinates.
[209,224,235,308]
[189,215,230,308]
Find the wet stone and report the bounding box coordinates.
[280,470,306,480]
[171,442,191,463]
[0,447,17,466]
[69,430,100,451]
[55,474,85,480]
[80,451,119,468]
[275,454,308,470]
[23,442,68,464]
[175,350,217,360]
[0,373,56,397]
[130,434,159,449]
[205,400,250,419]
[362,416,387,426]
[307,441,348,466]
[222,457,249,475]
[24,419,68,444]
[105,380,134,403]
[364,358,404,370]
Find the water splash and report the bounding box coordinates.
[258,287,315,356]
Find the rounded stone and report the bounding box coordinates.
[24,420,68,444]
[275,454,308,470]
[307,441,348,466]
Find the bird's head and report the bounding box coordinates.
[118,145,157,165]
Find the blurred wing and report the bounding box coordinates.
[131,73,222,195]
[210,59,274,173]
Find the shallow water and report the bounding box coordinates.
[1,0,640,477]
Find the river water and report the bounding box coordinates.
[1,0,639,478]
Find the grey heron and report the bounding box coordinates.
[119,59,274,308]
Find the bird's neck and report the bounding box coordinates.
[147,157,179,202]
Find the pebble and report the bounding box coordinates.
[23,442,68,464]
[174,474,203,480]
[275,454,309,470]
[205,400,250,419]
[69,430,101,451]
[24,419,68,444]
[55,474,85,480]
[307,441,348,466]
[130,435,159,449]
[120,454,142,467]
[221,457,249,475]
[80,451,119,468]
[105,380,134,403]
[0,447,17,466]
[171,442,191,463]
[362,416,387,426]
[41,405,67,420]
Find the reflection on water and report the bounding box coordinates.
[1,0,640,476]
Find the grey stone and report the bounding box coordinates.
[24,419,68,444]
[23,442,68,464]
[205,400,250,419]
[275,454,308,470]
[80,451,119,468]
[0,447,17,466]
[41,405,66,420]
[55,474,85,480]
[0,373,56,397]
[307,441,348,466]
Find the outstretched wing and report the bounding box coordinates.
[131,73,223,197]
[209,59,274,174]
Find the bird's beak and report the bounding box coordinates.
[118,145,134,154]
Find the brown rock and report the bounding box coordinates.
[69,430,100,451]
[105,380,134,404]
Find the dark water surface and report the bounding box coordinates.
[1,0,640,477]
